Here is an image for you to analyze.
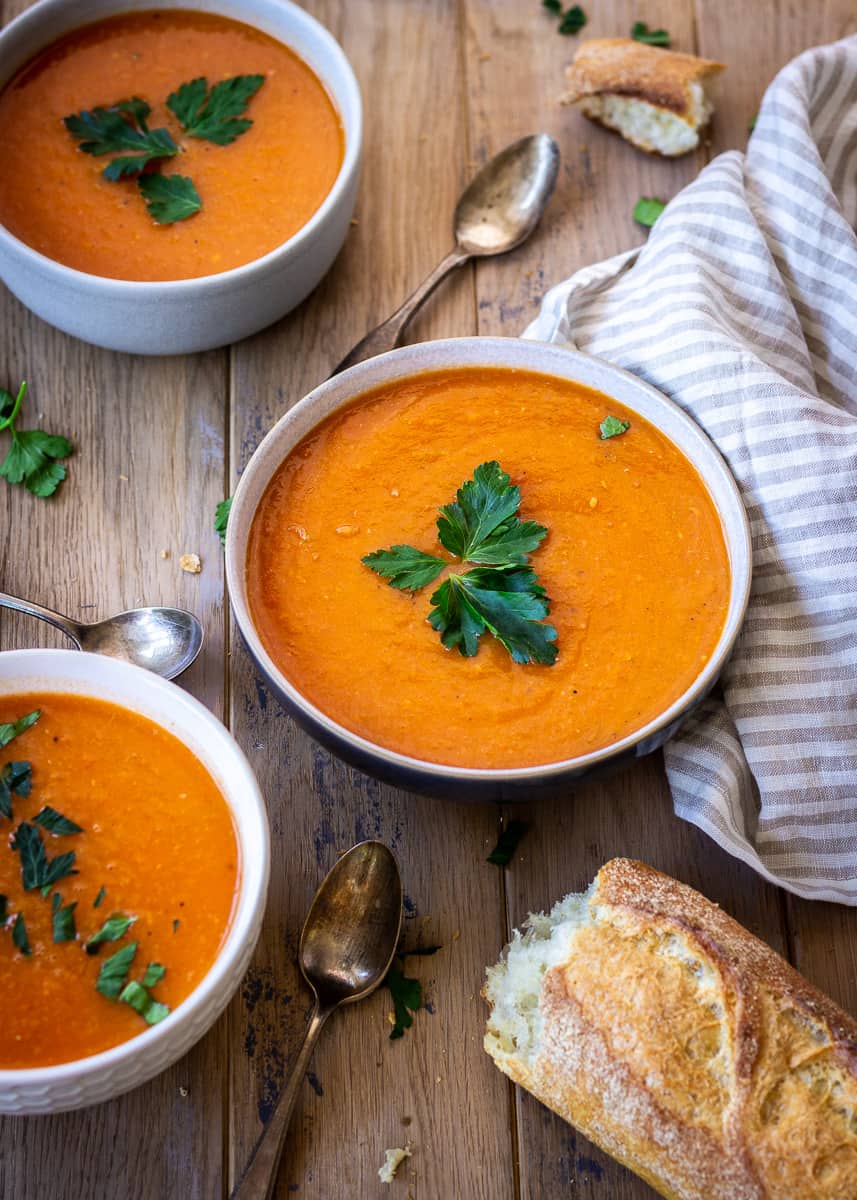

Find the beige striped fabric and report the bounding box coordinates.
[524,37,857,903]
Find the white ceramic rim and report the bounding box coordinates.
[226,336,753,783]
[0,0,363,289]
[0,648,270,1086]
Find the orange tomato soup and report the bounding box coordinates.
[247,368,731,769]
[0,694,239,1067]
[0,11,344,280]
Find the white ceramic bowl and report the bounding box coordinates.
[0,0,362,354]
[226,337,753,802]
[0,648,269,1114]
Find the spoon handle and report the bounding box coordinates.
[230,1001,334,1200]
[0,591,83,649]
[331,246,469,375]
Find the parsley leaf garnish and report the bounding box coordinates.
[94,885,106,909]
[142,962,166,988]
[11,822,77,893]
[64,98,179,178]
[386,965,423,1040]
[167,74,265,145]
[85,912,138,955]
[558,4,587,34]
[633,196,666,229]
[119,979,170,1025]
[363,462,558,666]
[12,912,31,955]
[52,896,77,943]
[0,383,72,498]
[0,709,40,748]
[96,941,138,999]
[0,761,31,820]
[138,173,202,224]
[631,21,671,47]
[214,495,233,547]
[600,415,631,440]
[487,819,530,866]
[33,806,83,836]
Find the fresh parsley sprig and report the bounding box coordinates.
[63,99,179,179]
[0,384,72,498]
[600,415,631,440]
[631,21,671,47]
[11,821,78,894]
[633,196,666,229]
[167,75,265,145]
[543,1,587,35]
[0,709,40,749]
[215,496,233,547]
[363,462,558,666]
[0,761,32,821]
[85,912,138,955]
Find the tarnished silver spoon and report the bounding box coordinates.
[231,840,403,1200]
[0,591,203,680]
[332,132,560,374]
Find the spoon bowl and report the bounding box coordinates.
[0,592,204,681]
[454,132,560,256]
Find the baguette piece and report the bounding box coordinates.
[484,859,857,1200]
[561,39,724,156]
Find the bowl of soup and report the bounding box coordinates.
[0,0,361,353]
[226,337,752,801]
[0,648,269,1113]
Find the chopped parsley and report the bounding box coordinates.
[85,912,138,955]
[363,462,558,666]
[11,822,77,893]
[631,21,671,47]
[385,966,423,1040]
[0,761,32,820]
[173,918,181,934]
[214,496,233,547]
[93,885,107,909]
[12,912,30,955]
[119,979,170,1025]
[142,962,166,988]
[65,75,265,226]
[633,196,666,229]
[33,806,83,836]
[543,1,587,34]
[167,75,265,145]
[0,383,72,498]
[600,415,631,440]
[96,941,138,1000]
[0,709,40,749]
[52,896,77,943]
[487,819,530,866]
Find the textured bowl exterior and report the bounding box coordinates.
[0,0,362,354]
[226,337,753,801]
[0,649,270,1114]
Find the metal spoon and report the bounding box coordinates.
[0,591,203,680]
[332,132,560,374]
[231,840,403,1200]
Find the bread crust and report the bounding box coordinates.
[562,38,724,116]
[484,859,857,1200]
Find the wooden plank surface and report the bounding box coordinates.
[0,1,854,1198]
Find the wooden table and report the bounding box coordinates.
[1,1,855,1196]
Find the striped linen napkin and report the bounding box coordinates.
[523,36,857,904]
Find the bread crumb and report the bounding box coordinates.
[589,496,598,509]
[118,474,129,481]
[350,218,359,226]
[387,1010,396,1026]
[452,929,460,941]
[378,1146,412,1184]
[160,549,170,560]
[335,524,359,536]
[478,52,492,61]
[178,1086,188,1097]
[179,553,202,574]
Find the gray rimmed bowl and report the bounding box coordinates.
[226,337,752,802]
[0,0,362,354]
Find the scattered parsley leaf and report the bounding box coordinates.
[119,979,170,1025]
[0,709,40,748]
[138,173,202,225]
[364,462,557,665]
[385,965,423,1040]
[12,912,30,955]
[142,962,166,988]
[167,74,265,145]
[487,819,530,866]
[631,21,671,47]
[558,4,587,34]
[52,897,77,943]
[361,545,447,592]
[0,895,6,924]
[0,384,72,498]
[33,806,83,836]
[542,0,562,11]
[172,918,180,933]
[85,912,138,955]
[748,113,758,133]
[64,100,179,178]
[633,196,666,229]
[96,940,138,1000]
[94,885,107,909]
[600,415,631,440]
[214,496,233,547]
[11,822,76,892]
[0,761,31,820]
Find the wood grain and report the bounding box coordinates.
[0,1,854,1198]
